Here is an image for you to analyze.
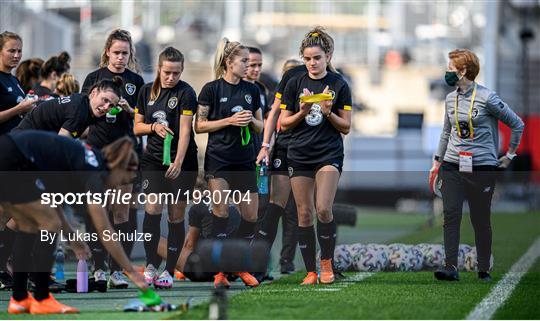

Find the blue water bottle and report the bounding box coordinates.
[54,248,65,280]
[258,162,269,195]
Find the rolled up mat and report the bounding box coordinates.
[163,132,173,166]
[192,239,270,274]
[299,93,333,103]
[332,203,357,226]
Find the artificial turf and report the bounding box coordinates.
[1,211,538,320]
[172,212,540,319]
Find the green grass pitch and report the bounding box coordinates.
[1,211,538,319]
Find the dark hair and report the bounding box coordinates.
[100,29,140,73]
[0,31,22,49]
[247,46,262,55]
[151,46,184,101]
[89,76,123,98]
[41,51,71,79]
[299,26,336,72]
[15,58,44,93]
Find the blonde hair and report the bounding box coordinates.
[0,31,22,49]
[213,37,246,79]
[99,29,140,73]
[55,73,79,96]
[299,26,336,73]
[150,47,184,102]
[282,59,302,75]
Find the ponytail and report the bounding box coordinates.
[213,37,246,80]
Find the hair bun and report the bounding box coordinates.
[111,76,124,87]
[58,51,71,64]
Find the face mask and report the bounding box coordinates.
[445,71,461,86]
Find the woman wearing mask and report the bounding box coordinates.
[431,49,524,282]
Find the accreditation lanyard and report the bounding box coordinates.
[454,83,477,139]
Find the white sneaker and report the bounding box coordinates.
[94,269,106,283]
[154,270,173,289]
[108,271,129,289]
[144,264,157,286]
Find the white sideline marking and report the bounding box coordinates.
[466,237,540,320]
[263,272,375,293]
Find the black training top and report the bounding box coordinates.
[31,84,58,101]
[282,72,352,164]
[8,130,107,193]
[274,65,342,146]
[0,71,26,135]
[252,81,269,154]
[82,68,144,148]
[274,65,309,145]
[15,94,95,138]
[137,80,198,163]
[188,203,241,239]
[198,78,261,164]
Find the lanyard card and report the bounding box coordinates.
[459,151,473,173]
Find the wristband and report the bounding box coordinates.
[434,155,440,162]
[505,152,517,160]
[261,143,270,148]
[150,123,156,133]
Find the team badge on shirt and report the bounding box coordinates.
[7,87,12,92]
[472,107,479,119]
[245,94,252,105]
[168,97,178,109]
[125,83,136,96]
[305,104,323,126]
[231,105,244,113]
[84,148,99,168]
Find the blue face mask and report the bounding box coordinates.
[445,71,460,86]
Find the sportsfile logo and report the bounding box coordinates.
[40,189,254,207]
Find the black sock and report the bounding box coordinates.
[0,227,16,269]
[12,231,36,301]
[317,219,337,260]
[212,215,229,239]
[127,208,138,256]
[234,218,256,241]
[143,213,162,268]
[32,233,57,301]
[165,221,185,275]
[86,219,107,271]
[109,222,130,272]
[254,203,284,248]
[298,226,317,273]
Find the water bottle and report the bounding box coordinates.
[76,259,88,293]
[54,248,65,280]
[258,162,269,195]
